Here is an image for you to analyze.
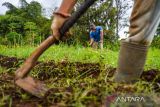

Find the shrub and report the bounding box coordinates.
[6,32,22,45]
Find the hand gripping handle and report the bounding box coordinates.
[60,0,97,36]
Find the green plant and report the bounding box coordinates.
[6,32,22,45]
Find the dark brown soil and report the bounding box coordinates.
[0,55,160,107]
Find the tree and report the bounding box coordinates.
[2,2,18,15]
[26,1,42,21]
[7,16,25,32]
[0,15,10,36]
[24,22,39,45]
[1,0,50,45]
[0,15,25,37]
[19,0,28,8]
[115,0,133,37]
[68,0,117,45]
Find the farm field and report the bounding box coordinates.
[1,0,160,106]
[0,44,160,106]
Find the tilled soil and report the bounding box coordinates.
[0,55,160,107]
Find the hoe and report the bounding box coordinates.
[15,0,97,98]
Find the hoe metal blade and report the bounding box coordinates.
[15,76,49,98]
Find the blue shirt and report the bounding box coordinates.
[90,26,103,42]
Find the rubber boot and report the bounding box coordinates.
[113,40,149,84]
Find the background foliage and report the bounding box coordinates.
[0,0,50,45]
[0,0,159,48]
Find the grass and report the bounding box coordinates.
[146,47,160,70]
[0,44,160,106]
[0,44,160,69]
[0,44,118,67]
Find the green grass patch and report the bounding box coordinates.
[0,44,160,69]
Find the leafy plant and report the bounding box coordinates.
[6,32,22,45]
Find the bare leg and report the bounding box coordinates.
[15,36,57,79]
